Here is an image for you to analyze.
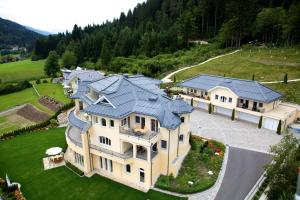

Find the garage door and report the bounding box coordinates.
[215,106,232,117]
[238,112,260,124]
[198,102,208,110]
[263,118,279,131]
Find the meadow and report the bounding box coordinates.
[0,59,46,83]
[173,47,300,82]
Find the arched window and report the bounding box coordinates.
[101,118,106,126]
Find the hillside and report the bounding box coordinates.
[0,17,43,48]
[32,0,300,75]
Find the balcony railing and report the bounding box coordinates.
[180,91,210,100]
[66,125,83,148]
[90,144,133,160]
[136,150,158,161]
[119,126,159,141]
[237,103,264,113]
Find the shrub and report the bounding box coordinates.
[50,119,59,127]
[0,80,32,95]
[200,140,209,153]
[283,73,288,84]
[276,120,282,135]
[66,162,84,176]
[35,79,41,84]
[258,116,263,129]
[191,98,194,106]
[189,133,197,150]
[42,79,48,83]
[231,109,235,121]
[208,103,212,114]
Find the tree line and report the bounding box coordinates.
[33,0,300,72]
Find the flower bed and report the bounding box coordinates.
[155,135,225,194]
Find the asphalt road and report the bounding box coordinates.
[215,147,272,200]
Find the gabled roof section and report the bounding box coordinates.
[78,74,193,130]
[179,74,282,103]
[66,69,104,84]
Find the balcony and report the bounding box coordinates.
[68,110,90,132]
[90,144,133,160]
[136,146,158,161]
[119,126,159,142]
[237,102,264,113]
[66,125,83,148]
[180,91,210,100]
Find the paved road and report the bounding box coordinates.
[215,147,272,200]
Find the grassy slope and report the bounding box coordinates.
[0,83,70,114]
[268,82,300,104]
[0,128,186,200]
[174,47,300,82]
[0,59,46,83]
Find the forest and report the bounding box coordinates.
[32,0,300,75]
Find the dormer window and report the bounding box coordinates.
[101,98,109,104]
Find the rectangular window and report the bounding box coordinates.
[99,136,111,146]
[215,95,219,100]
[110,160,113,172]
[74,152,84,166]
[161,140,167,149]
[240,99,244,103]
[126,164,131,173]
[179,134,184,142]
[121,118,127,126]
[151,119,159,132]
[259,103,263,107]
[101,119,106,126]
[229,98,232,103]
[105,158,108,170]
[140,168,145,183]
[100,156,103,169]
[180,117,185,123]
[110,120,114,127]
[205,92,208,95]
[135,116,140,123]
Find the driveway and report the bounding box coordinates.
[191,109,282,153]
[215,147,272,200]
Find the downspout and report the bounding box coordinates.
[176,125,180,157]
[150,143,153,186]
[167,129,171,175]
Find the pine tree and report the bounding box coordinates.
[231,109,235,120]
[276,120,282,135]
[191,98,193,106]
[208,103,212,114]
[100,39,111,67]
[258,116,262,128]
[284,74,288,84]
[252,74,255,80]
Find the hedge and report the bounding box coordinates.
[0,101,75,140]
[0,80,32,95]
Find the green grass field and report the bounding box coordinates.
[174,47,300,82]
[0,128,186,200]
[268,82,300,104]
[0,59,46,83]
[0,83,70,114]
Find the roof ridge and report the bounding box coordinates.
[254,81,268,101]
[92,75,121,93]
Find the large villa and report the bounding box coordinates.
[62,70,193,191]
[61,70,300,192]
[179,74,299,131]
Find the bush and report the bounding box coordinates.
[276,120,282,135]
[258,116,263,129]
[42,79,48,83]
[208,103,212,114]
[66,162,84,176]
[189,133,197,150]
[36,79,41,84]
[0,80,32,95]
[50,119,59,127]
[200,141,209,153]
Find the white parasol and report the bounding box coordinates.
[46,147,62,156]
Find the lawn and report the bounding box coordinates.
[0,128,186,200]
[174,47,300,82]
[267,82,300,104]
[0,83,70,114]
[0,59,46,83]
[155,136,225,194]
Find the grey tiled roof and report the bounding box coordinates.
[68,110,90,132]
[179,74,282,103]
[72,74,193,130]
[66,70,104,84]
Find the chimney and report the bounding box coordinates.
[295,167,300,200]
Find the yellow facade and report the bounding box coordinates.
[65,102,191,191]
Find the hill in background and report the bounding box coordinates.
[0,17,43,48]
